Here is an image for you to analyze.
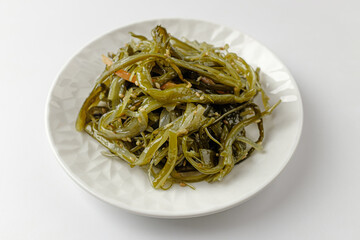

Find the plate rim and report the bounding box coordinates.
[45,18,304,218]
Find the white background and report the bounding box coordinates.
[1,0,359,239]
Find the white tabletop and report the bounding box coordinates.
[1,0,359,239]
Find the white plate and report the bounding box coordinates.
[46,19,303,218]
